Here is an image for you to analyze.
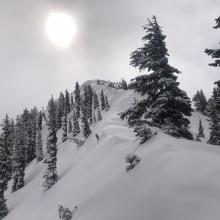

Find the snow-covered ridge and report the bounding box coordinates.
[5,83,219,220]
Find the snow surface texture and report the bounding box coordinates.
[5,80,220,220]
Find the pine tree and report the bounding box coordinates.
[12,116,26,192]
[75,82,81,118]
[198,119,205,138]
[93,92,99,110]
[97,108,102,121]
[105,96,110,111]
[129,16,192,139]
[43,97,58,190]
[205,16,220,67]
[1,114,13,182]
[68,119,72,133]
[100,90,106,110]
[56,103,62,130]
[70,94,74,109]
[207,81,220,145]
[72,111,80,137]
[82,116,91,139]
[36,111,43,162]
[61,115,67,142]
[205,17,220,145]
[119,79,128,90]
[192,90,208,114]
[0,137,9,219]
[93,113,97,124]
[65,90,71,114]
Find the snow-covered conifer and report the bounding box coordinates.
[75,82,81,118]
[36,111,43,162]
[97,108,102,121]
[72,111,80,137]
[100,90,105,110]
[192,90,208,114]
[105,96,110,111]
[43,97,58,190]
[68,119,73,133]
[82,116,91,139]
[62,115,67,142]
[0,137,9,219]
[129,16,192,139]
[205,16,220,67]
[12,116,26,192]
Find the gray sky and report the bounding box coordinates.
[0,0,219,120]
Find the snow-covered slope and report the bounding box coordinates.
[5,81,220,220]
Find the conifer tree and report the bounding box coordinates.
[205,17,220,145]
[100,90,106,110]
[12,116,26,192]
[58,92,65,117]
[56,104,62,130]
[1,114,13,182]
[205,16,220,67]
[68,119,72,133]
[70,94,74,109]
[36,111,43,162]
[105,96,110,111]
[0,137,9,219]
[72,111,80,137]
[93,92,99,109]
[129,16,192,139]
[82,116,91,139]
[93,113,97,124]
[43,97,58,190]
[62,115,67,142]
[75,82,81,118]
[207,82,220,145]
[65,90,71,114]
[192,90,208,114]
[120,79,128,90]
[97,108,102,121]
[198,119,205,138]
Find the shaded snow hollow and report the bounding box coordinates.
[5,80,220,220]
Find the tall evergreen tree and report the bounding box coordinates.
[12,116,26,192]
[205,17,220,145]
[43,97,58,190]
[36,111,43,162]
[129,16,192,139]
[1,114,13,182]
[72,110,80,137]
[100,90,106,111]
[97,108,102,121]
[82,116,91,139]
[192,90,208,114]
[70,94,74,109]
[0,137,9,219]
[65,90,71,114]
[68,119,73,134]
[61,115,67,142]
[207,82,220,145]
[93,92,99,110]
[198,119,205,138]
[205,16,220,67]
[105,96,110,111]
[75,82,81,118]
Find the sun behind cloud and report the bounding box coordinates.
[46,12,77,49]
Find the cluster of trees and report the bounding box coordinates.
[0,82,110,219]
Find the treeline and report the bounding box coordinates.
[0,81,110,219]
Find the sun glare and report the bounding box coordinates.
[46,12,77,49]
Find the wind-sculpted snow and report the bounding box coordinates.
[4,80,220,220]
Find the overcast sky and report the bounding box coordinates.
[0,0,219,120]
